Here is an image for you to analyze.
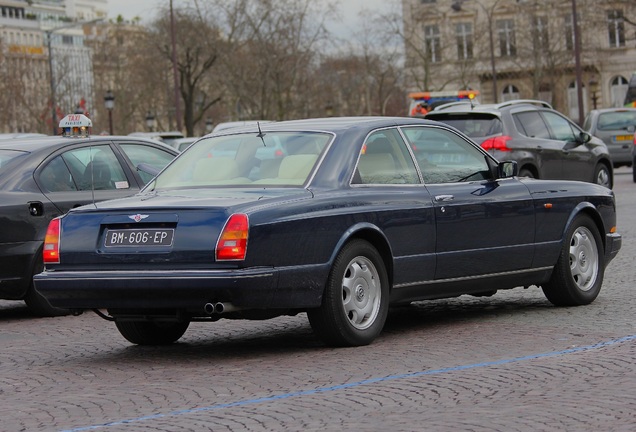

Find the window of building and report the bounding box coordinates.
[62,35,73,45]
[421,0,437,3]
[496,20,516,57]
[533,16,549,51]
[611,76,628,107]
[456,22,473,60]
[564,14,574,51]
[424,25,441,63]
[501,84,519,102]
[607,10,625,48]
[538,83,552,104]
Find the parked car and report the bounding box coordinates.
[583,107,636,168]
[0,133,46,140]
[212,120,274,133]
[171,137,198,152]
[34,117,621,346]
[128,131,185,148]
[425,100,614,188]
[0,115,179,316]
[633,131,636,182]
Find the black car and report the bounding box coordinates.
[0,121,178,316]
[425,100,614,188]
[34,117,621,346]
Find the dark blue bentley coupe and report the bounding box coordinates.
[34,117,622,346]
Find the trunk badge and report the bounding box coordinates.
[129,214,149,222]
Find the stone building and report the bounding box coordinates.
[402,0,636,120]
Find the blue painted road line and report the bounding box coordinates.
[61,334,636,432]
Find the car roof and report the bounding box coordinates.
[210,116,437,136]
[0,135,177,152]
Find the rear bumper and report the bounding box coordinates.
[33,265,328,313]
[605,232,621,265]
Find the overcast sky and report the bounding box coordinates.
[106,0,395,39]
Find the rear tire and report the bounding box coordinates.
[115,320,190,345]
[307,239,389,347]
[518,168,535,179]
[542,214,604,306]
[594,163,612,188]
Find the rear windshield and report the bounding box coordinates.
[0,149,29,174]
[597,111,636,131]
[152,131,332,189]
[426,113,502,138]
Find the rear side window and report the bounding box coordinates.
[513,111,551,139]
[426,114,502,138]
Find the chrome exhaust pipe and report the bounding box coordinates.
[204,302,216,315]
[215,302,225,313]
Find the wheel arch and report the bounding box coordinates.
[329,223,394,289]
[518,163,539,178]
[563,203,607,254]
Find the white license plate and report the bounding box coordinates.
[104,228,174,247]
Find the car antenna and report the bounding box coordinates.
[90,146,97,208]
[256,121,267,146]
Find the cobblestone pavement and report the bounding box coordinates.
[1,169,635,432]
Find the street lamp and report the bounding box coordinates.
[451,0,499,103]
[46,18,103,134]
[589,78,599,110]
[205,118,213,134]
[104,90,115,135]
[145,112,156,132]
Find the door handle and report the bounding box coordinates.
[435,194,454,202]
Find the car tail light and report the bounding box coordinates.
[216,213,249,261]
[481,135,512,152]
[43,218,61,264]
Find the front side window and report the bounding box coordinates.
[353,129,419,185]
[401,126,491,184]
[153,132,331,189]
[541,111,578,141]
[497,19,516,57]
[607,10,625,48]
[424,25,441,63]
[456,22,473,60]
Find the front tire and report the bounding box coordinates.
[518,168,535,179]
[115,320,190,345]
[307,239,389,347]
[542,214,604,306]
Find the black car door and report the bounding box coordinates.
[401,125,535,280]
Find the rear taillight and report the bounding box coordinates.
[216,213,249,261]
[481,135,512,152]
[43,218,61,264]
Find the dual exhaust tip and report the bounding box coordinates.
[204,302,226,315]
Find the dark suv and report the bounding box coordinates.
[425,100,613,188]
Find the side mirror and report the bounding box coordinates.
[578,131,592,143]
[498,160,517,178]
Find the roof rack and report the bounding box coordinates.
[432,100,477,111]
[495,99,553,109]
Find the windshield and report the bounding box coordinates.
[428,113,502,138]
[597,111,636,131]
[152,131,331,189]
